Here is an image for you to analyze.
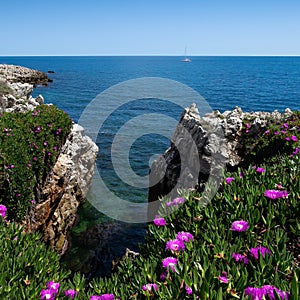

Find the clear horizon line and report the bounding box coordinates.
[1,54,300,57]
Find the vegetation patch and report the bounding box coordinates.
[0,110,299,299]
[0,105,72,220]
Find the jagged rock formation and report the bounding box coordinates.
[0,63,98,255]
[0,64,49,86]
[0,64,48,112]
[26,124,98,255]
[149,104,293,203]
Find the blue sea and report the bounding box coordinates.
[1,56,300,275]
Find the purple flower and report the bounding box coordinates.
[264,130,270,134]
[249,246,271,259]
[245,285,289,300]
[274,131,279,135]
[230,220,249,232]
[65,289,78,299]
[142,283,158,291]
[90,296,101,300]
[172,197,185,205]
[53,146,58,151]
[292,147,299,156]
[153,216,166,226]
[0,204,7,218]
[160,271,167,281]
[264,189,288,199]
[232,252,249,264]
[166,197,185,207]
[46,281,60,294]
[185,285,192,295]
[225,177,235,184]
[218,271,228,283]
[99,294,116,300]
[244,286,265,299]
[291,135,298,142]
[285,137,291,141]
[256,167,265,173]
[166,239,185,252]
[43,141,48,146]
[239,172,243,178]
[176,231,194,243]
[35,126,41,133]
[162,257,178,271]
[40,289,55,300]
[282,123,289,129]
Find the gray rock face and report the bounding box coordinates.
[149,104,293,204]
[0,64,49,86]
[25,124,98,255]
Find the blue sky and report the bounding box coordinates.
[1,0,300,56]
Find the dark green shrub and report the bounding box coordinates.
[0,105,72,221]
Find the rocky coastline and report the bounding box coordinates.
[0,64,98,255]
[149,104,293,203]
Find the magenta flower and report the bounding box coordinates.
[99,294,116,300]
[239,172,243,178]
[166,197,185,207]
[292,147,299,156]
[160,271,167,281]
[282,123,289,129]
[249,246,271,259]
[40,289,55,300]
[153,216,166,226]
[230,220,249,232]
[185,285,193,295]
[291,135,298,142]
[285,137,291,141]
[65,289,78,299]
[218,271,228,284]
[176,231,194,243]
[166,239,185,252]
[265,189,288,199]
[225,177,235,184]
[0,204,7,218]
[264,130,270,134]
[43,141,48,146]
[46,281,60,294]
[142,283,158,291]
[245,285,289,300]
[232,252,249,264]
[35,126,41,133]
[256,167,265,173]
[162,257,178,271]
[90,296,101,300]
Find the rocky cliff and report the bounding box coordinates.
[26,123,98,255]
[0,64,47,112]
[0,64,98,255]
[149,104,293,204]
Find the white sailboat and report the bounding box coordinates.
[181,47,192,62]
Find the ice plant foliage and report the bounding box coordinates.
[230,220,249,232]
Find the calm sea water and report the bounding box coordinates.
[1,56,300,275]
